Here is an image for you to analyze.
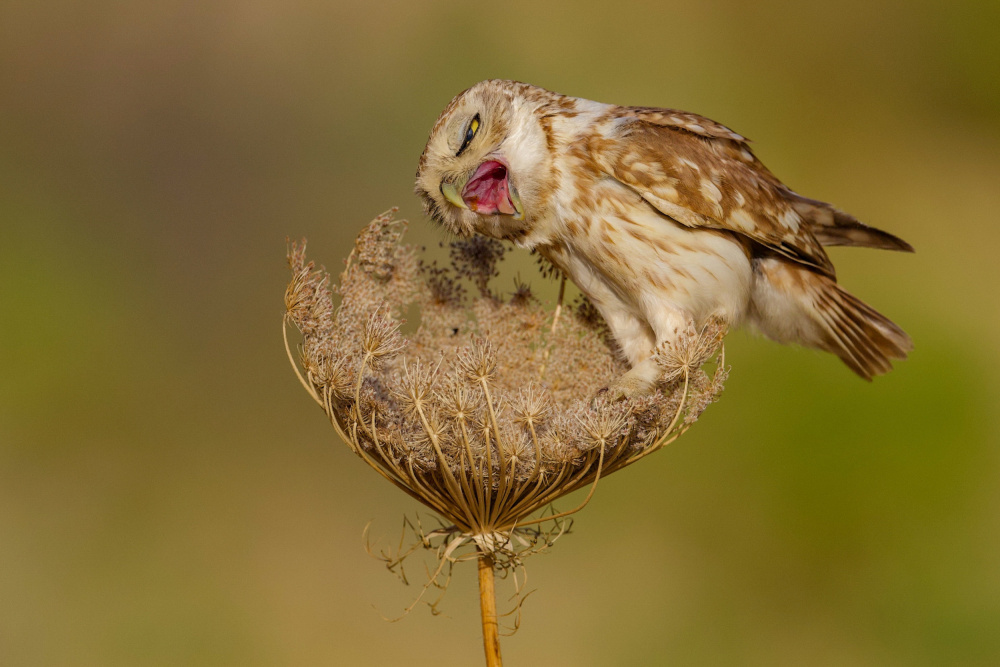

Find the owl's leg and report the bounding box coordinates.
[604,305,692,400]
[592,303,654,400]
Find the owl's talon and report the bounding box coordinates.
[599,374,655,403]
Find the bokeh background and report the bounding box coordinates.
[2,1,998,665]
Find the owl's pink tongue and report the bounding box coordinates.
[462,161,516,216]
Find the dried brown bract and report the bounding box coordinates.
[283,209,728,617]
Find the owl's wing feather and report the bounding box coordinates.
[590,111,837,277]
[620,106,750,143]
[785,193,914,252]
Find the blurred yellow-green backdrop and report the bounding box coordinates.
[2,1,998,665]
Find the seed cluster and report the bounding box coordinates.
[284,210,727,558]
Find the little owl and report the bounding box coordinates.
[415,80,913,397]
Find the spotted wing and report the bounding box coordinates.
[589,107,836,277]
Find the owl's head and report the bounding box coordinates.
[415,80,556,243]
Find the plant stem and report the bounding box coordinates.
[477,549,503,666]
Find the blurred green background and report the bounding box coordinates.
[2,1,998,665]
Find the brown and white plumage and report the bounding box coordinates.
[416,80,912,394]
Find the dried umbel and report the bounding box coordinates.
[283,210,728,661]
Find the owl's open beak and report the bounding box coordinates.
[440,160,524,220]
[462,160,523,220]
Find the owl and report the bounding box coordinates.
[415,80,913,396]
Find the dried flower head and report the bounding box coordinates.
[283,210,728,615]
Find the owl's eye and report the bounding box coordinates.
[456,114,480,157]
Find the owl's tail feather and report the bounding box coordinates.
[811,280,913,379]
[790,195,914,252]
[751,258,912,379]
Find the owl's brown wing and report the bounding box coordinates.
[619,106,751,143]
[590,109,837,278]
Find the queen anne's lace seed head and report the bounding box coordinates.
[362,307,406,370]
[283,210,728,570]
[512,384,549,429]
[457,337,498,384]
